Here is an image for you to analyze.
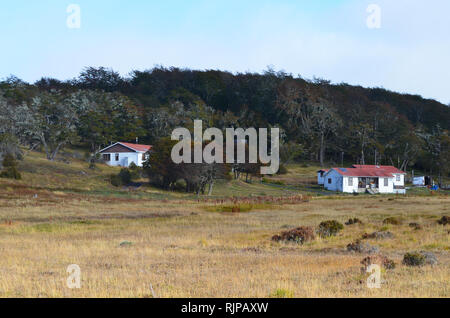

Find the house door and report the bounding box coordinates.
[122,157,128,167]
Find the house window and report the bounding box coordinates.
[384,178,388,187]
[102,154,111,161]
[328,178,332,184]
[396,175,400,182]
[348,177,353,186]
[115,154,119,161]
[142,154,146,161]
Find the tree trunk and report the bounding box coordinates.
[208,181,214,196]
[319,133,325,167]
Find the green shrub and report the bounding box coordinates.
[0,154,21,180]
[402,252,426,267]
[271,288,294,298]
[110,174,122,187]
[118,168,132,185]
[437,216,449,225]
[318,220,344,237]
[277,164,288,175]
[272,226,315,244]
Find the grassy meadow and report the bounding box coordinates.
[0,150,448,297]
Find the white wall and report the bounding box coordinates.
[342,176,358,193]
[378,177,394,193]
[102,152,144,167]
[392,174,406,194]
[393,174,404,186]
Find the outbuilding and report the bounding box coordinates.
[322,165,406,194]
[98,142,152,167]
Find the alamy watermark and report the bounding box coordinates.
[366,264,381,289]
[366,4,381,29]
[171,120,280,175]
[66,4,81,29]
[66,264,81,289]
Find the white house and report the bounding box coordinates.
[317,169,329,185]
[98,142,152,167]
[322,165,406,194]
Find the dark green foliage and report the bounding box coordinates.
[277,164,288,175]
[402,252,426,267]
[345,218,363,225]
[2,67,450,180]
[128,162,142,180]
[110,174,122,187]
[317,220,344,237]
[118,168,132,185]
[0,153,21,180]
[437,216,449,225]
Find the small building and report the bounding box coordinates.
[317,169,329,185]
[98,142,152,167]
[322,165,406,194]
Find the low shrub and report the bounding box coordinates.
[437,216,449,225]
[402,252,426,266]
[118,168,132,185]
[271,288,294,298]
[383,217,402,225]
[277,164,288,175]
[347,240,379,254]
[345,218,363,225]
[402,251,437,266]
[361,255,396,270]
[0,154,21,180]
[317,220,344,237]
[409,222,423,230]
[272,226,315,244]
[110,174,122,187]
[361,231,394,240]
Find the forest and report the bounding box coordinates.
[0,66,449,187]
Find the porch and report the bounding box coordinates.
[357,177,379,193]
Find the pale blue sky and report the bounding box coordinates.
[1,0,449,103]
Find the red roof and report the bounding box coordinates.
[120,142,152,152]
[331,165,405,177]
[351,165,405,174]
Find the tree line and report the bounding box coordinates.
[0,66,449,187]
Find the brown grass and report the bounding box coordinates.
[0,151,448,297]
[0,192,448,298]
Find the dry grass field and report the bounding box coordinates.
[0,150,448,298]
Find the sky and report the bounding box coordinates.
[0,0,449,104]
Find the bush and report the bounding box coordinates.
[271,288,294,298]
[272,226,315,244]
[0,154,21,180]
[110,174,122,187]
[317,220,344,237]
[345,218,363,225]
[361,231,394,240]
[437,216,449,225]
[347,240,379,254]
[383,217,402,225]
[277,164,288,175]
[409,222,423,230]
[128,162,142,179]
[402,252,426,267]
[361,255,396,270]
[118,168,132,185]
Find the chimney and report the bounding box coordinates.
[136,137,139,144]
